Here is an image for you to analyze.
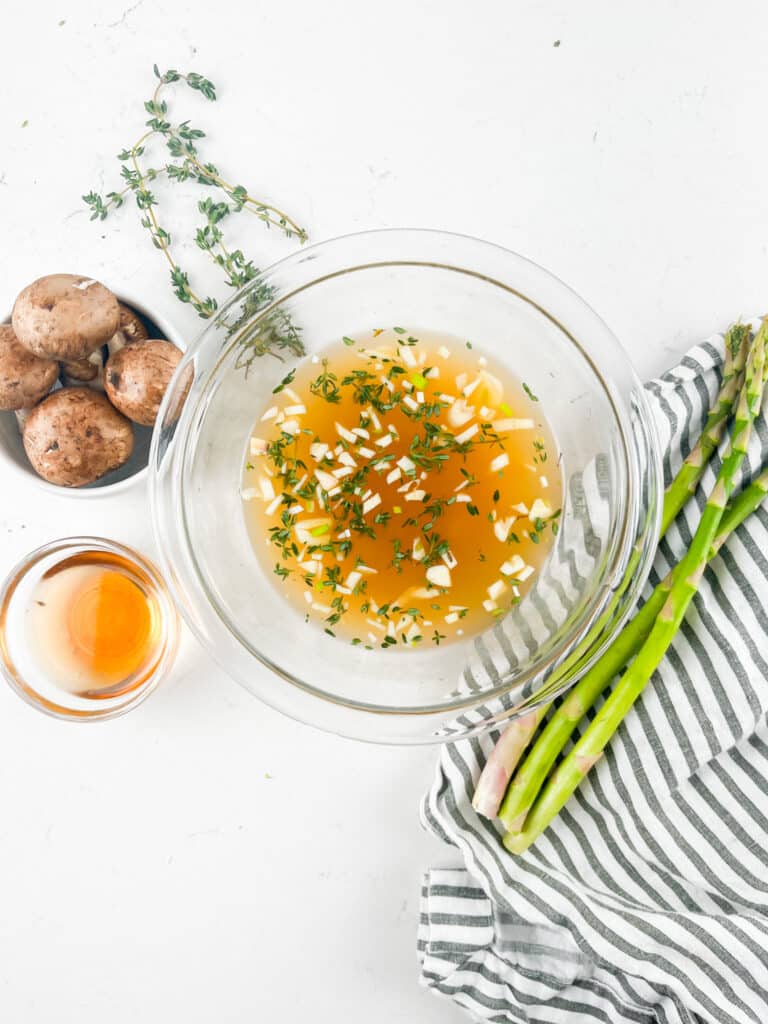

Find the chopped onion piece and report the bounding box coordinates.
[487,579,507,601]
[260,406,278,421]
[444,612,459,624]
[540,475,549,488]
[405,489,426,502]
[483,599,498,613]
[250,437,268,456]
[412,537,426,562]
[357,564,378,574]
[463,376,481,398]
[294,517,332,544]
[494,517,514,543]
[284,404,306,416]
[517,565,535,582]
[455,372,468,390]
[283,387,301,403]
[332,466,354,479]
[402,395,419,412]
[298,559,320,575]
[455,493,471,503]
[386,467,401,484]
[375,434,393,448]
[353,427,370,439]
[337,450,357,467]
[345,571,362,590]
[441,549,458,569]
[438,346,451,359]
[368,408,382,431]
[425,367,440,379]
[259,476,275,500]
[281,419,299,435]
[312,602,331,613]
[241,487,259,501]
[397,455,416,473]
[304,590,313,604]
[490,452,510,472]
[416,391,425,403]
[399,346,417,367]
[511,502,529,516]
[358,446,375,458]
[438,393,455,404]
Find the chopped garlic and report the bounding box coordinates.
[314,469,338,491]
[501,555,526,576]
[455,422,479,445]
[335,422,357,443]
[491,417,535,432]
[363,493,381,514]
[442,549,458,570]
[529,498,553,521]
[490,452,510,472]
[448,398,475,428]
[426,565,452,588]
[494,517,514,543]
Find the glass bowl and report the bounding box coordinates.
[150,229,661,743]
[0,537,180,721]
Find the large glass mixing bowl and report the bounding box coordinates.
[150,230,662,743]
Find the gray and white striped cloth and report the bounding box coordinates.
[419,331,768,1024]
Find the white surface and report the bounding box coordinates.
[1,2,767,1021]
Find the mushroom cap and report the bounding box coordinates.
[12,274,120,361]
[114,304,149,346]
[61,352,102,383]
[23,387,134,487]
[105,339,183,427]
[0,324,59,410]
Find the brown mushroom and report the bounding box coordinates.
[12,274,120,361]
[61,351,103,384]
[111,304,149,349]
[0,324,59,410]
[23,388,134,487]
[105,339,183,427]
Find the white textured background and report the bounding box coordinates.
[1,2,767,1021]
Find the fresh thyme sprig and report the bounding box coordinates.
[83,65,308,321]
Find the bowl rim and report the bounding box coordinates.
[150,227,663,735]
[0,286,186,498]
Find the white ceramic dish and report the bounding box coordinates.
[0,288,185,498]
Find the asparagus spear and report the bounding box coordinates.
[499,463,768,833]
[472,324,750,819]
[504,322,766,854]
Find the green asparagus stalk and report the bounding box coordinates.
[499,462,768,833]
[472,324,750,820]
[504,322,766,854]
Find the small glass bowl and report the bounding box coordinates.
[151,229,662,744]
[0,537,180,721]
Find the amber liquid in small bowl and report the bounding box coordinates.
[0,538,179,720]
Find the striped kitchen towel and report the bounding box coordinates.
[419,330,768,1024]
